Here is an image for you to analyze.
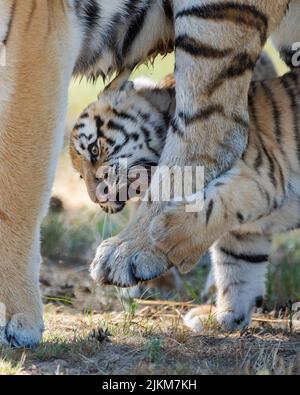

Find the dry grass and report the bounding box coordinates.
[29,138,300,376]
[0,354,26,376]
[0,301,299,375]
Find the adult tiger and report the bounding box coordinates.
[0,0,298,347]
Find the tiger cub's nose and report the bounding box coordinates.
[96,182,110,203]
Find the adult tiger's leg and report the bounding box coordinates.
[185,232,270,332]
[91,0,288,288]
[0,1,80,347]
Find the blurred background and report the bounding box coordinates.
[42,42,299,313]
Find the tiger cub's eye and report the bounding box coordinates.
[91,145,99,157]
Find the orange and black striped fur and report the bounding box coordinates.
[70,77,175,214]
[1,0,298,347]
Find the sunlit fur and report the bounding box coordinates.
[1,0,300,347]
[0,0,82,347]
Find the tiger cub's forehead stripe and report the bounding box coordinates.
[94,115,116,145]
[74,123,86,130]
[95,115,104,129]
[107,120,129,136]
[112,109,137,123]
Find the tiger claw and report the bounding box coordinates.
[90,236,170,287]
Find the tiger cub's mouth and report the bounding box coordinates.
[99,201,126,214]
[95,164,155,214]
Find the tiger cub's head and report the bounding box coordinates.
[70,76,175,214]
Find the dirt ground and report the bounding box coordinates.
[0,258,299,376]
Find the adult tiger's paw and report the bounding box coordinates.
[1,313,44,348]
[90,233,170,288]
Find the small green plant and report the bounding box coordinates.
[116,289,139,334]
[31,341,69,362]
[183,263,210,303]
[144,338,165,363]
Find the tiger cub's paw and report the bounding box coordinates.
[216,310,252,332]
[90,232,170,288]
[216,293,266,332]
